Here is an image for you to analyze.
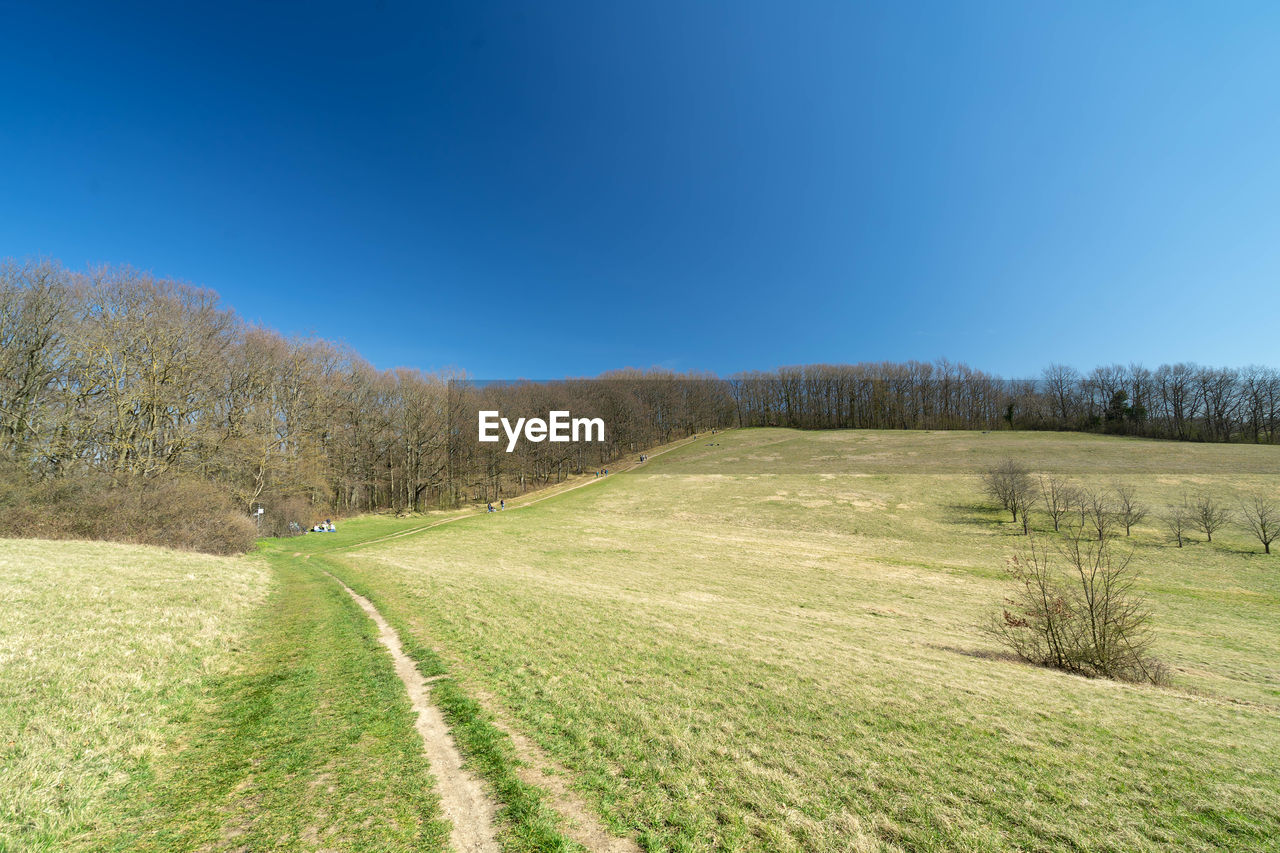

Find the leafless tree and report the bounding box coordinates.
[1239,493,1279,554]
[1039,474,1077,533]
[982,458,1034,524]
[1191,493,1232,543]
[1160,500,1192,548]
[1111,482,1147,536]
[1079,488,1116,541]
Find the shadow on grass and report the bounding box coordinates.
[927,642,1024,665]
[945,502,1020,532]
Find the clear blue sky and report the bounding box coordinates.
[3,1,1278,378]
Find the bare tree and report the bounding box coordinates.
[1013,479,1036,535]
[1160,500,1192,548]
[1079,488,1116,541]
[1039,474,1077,533]
[1191,493,1232,543]
[1239,493,1279,554]
[1111,482,1147,536]
[982,458,1034,524]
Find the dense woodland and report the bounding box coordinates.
[2,259,1276,550]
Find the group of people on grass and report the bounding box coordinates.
[487,500,505,512]
[310,519,336,533]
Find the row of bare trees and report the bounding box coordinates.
[0,260,735,542]
[981,462,1166,683]
[4,256,1277,549]
[982,461,1275,684]
[728,362,1280,442]
[981,459,1279,554]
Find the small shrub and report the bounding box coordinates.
[987,533,1166,684]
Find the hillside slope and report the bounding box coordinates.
[331,429,1280,852]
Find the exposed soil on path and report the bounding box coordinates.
[329,573,500,853]
[464,680,643,853]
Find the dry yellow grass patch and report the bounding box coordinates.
[0,539,269,850]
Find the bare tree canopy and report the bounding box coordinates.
[1080,488,1117,542]
[1239,493,1279,554]
[1191,494,1232,543]
[1112,482,1148,536]
[1039,475,1078,533]
[982,459,1034,527]
[1160,500,1193,548]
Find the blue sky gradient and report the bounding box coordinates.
[3,1,1278,378]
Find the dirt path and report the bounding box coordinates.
[328,573,500,853]
[464,681,644,853]
[311,434,714,850]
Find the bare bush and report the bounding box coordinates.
[1191,493,1231,543]
[987,534,1164,683]
[0,469,256,554]
[1112,482,1147,536]
[1239,493,1279,554]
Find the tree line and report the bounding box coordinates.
[0,260,735,547]
[3,257,1277,550]
[728,361,1280,442]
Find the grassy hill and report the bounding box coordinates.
[324,429,1280,851]
[0,539,269,850]
[4,429,1277,851]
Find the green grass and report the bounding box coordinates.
[0,537,452,852]
[2,512,586,852]
[6,430,1279,851]
[91,552,451,852]
[311,550,585,853]
[330,429,1280,852]
[0,539,268,851]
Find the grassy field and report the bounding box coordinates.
[0,539,458,852]
[323,429,1280,852]
[0,539,268,850]
[4,429,1278,851]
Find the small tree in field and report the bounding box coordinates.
[1112,482,1147,537]
[1039,475,1077,533]
[1080,488,1116,541]
[1191,493,1231,543]
[1160,501,1192,547]
[1239,493,1279,554]
[982,459,1034,525]
[987,534,1163,683]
